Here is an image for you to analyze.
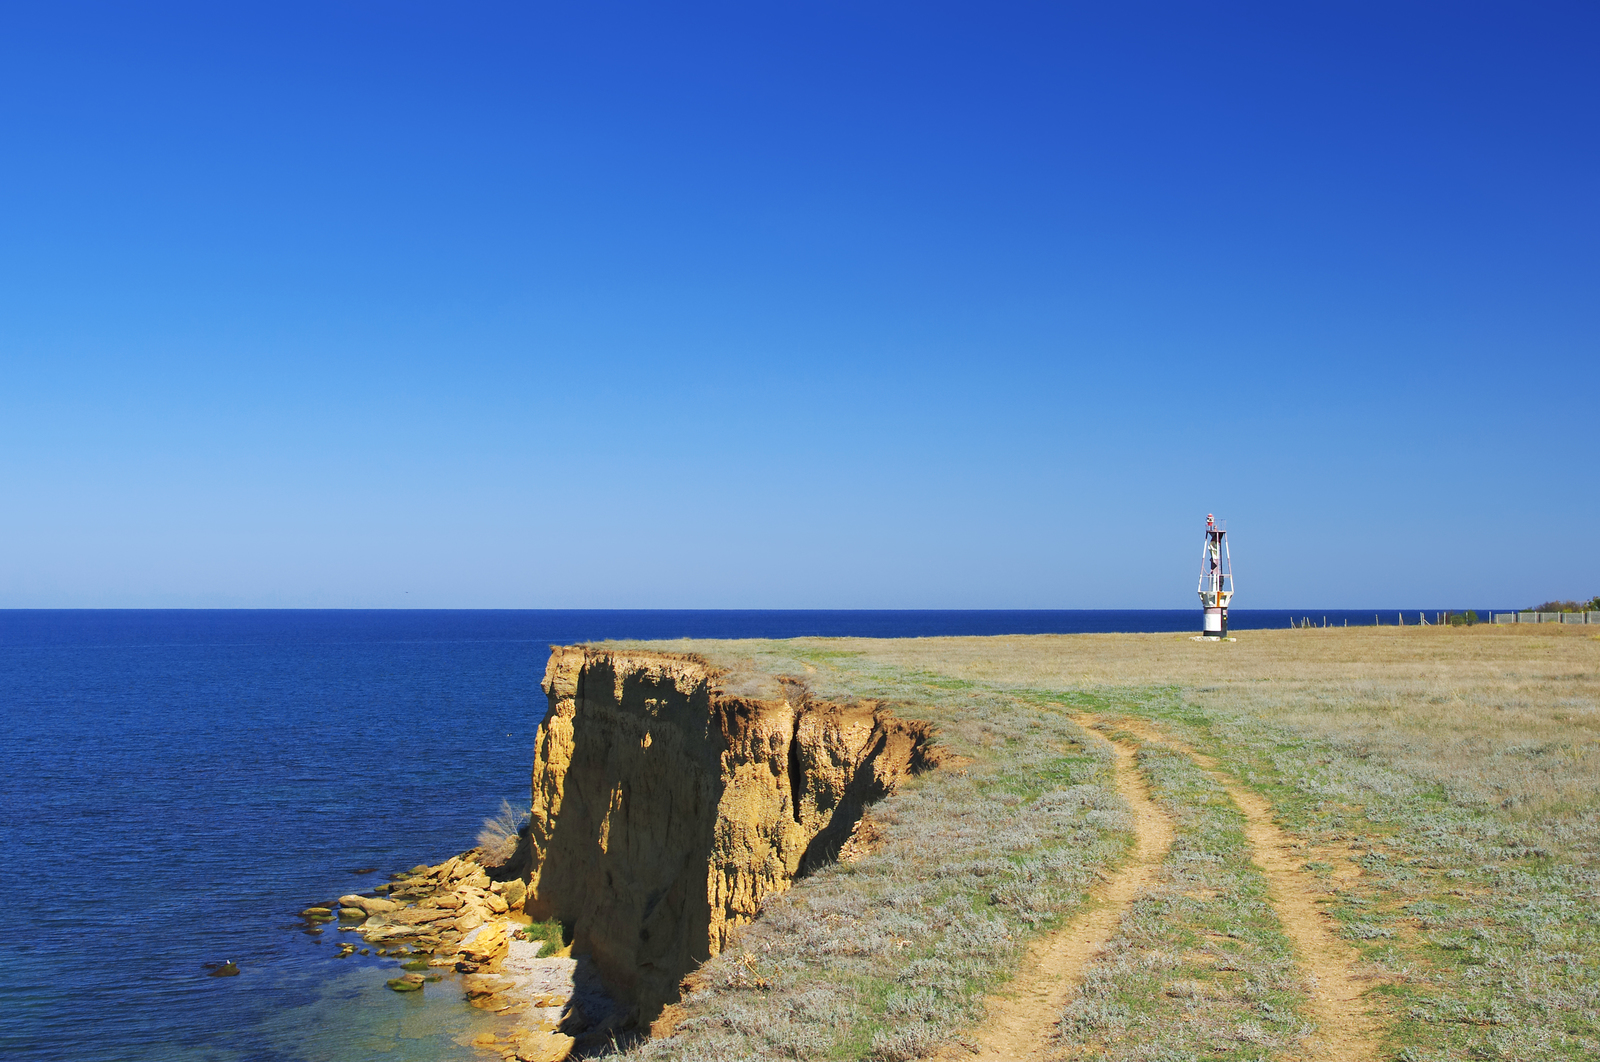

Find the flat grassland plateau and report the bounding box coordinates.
[618,625,1600,1062]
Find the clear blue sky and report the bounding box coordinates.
[1,2,1595,609]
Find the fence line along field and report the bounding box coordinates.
[615,624,1599,1061]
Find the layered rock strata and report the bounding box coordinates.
[527,647,938,1023]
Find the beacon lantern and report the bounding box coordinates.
[1198,514,1233,638]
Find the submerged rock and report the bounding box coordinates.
[387,972,426,992]
[494,1030,574,1062]
[461,972,508,1003]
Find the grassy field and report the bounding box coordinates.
[613,625,1600,1061]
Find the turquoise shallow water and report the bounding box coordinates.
[0,608,1482,1061]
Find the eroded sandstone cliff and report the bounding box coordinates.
[525,646,937,1023]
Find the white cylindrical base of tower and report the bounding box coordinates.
[1203,607,1224,636]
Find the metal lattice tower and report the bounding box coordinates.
[1198,514,1233,637]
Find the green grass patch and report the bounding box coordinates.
[516,918,567,955]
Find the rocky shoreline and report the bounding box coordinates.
[293,646,937,1060]
[303,848,619,1062]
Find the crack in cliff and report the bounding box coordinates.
[786,732,806,826]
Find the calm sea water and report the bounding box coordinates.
[0,608,1494,1061]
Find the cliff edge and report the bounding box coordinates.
[525,646,938,1024]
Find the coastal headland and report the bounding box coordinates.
[326,624,1600,1061]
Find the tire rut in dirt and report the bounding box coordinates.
[949,723,1174,1061]
[1112,716,1381,1062]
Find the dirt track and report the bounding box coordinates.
[1113,716,1380,1062]
[952,724,1173,1061]
[953,714,1378,1062]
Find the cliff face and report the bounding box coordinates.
[526,647,936,1021]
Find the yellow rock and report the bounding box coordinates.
[461,973,509,1003]
[389,907,455,925]
[339,893,401,914]
[509,1031,575,1062]
[458,922,510,968]
[526,647,937,1022]
[503,879,527,909]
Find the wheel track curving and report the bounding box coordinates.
[1111,715,1381,1062]
[947,712,1380,1061]
[947,722,1174,1061]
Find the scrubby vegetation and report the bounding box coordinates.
[1530,597,1600,613]
[515,917,568,955]
[599,625,1600,1060]
[476,797,529,867]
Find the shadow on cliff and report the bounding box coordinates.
[523,651,724,1039]
[522,648,942,1043]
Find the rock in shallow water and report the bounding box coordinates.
[386,972,426,992]
[469,1029,575,1062]
[340,893,401,915]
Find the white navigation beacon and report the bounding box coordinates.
[1198,514,1233,638]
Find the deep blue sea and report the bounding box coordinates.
[0,608,1497,1061]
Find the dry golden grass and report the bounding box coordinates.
[760,625,1600,819]
[602,625,1600,1060]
